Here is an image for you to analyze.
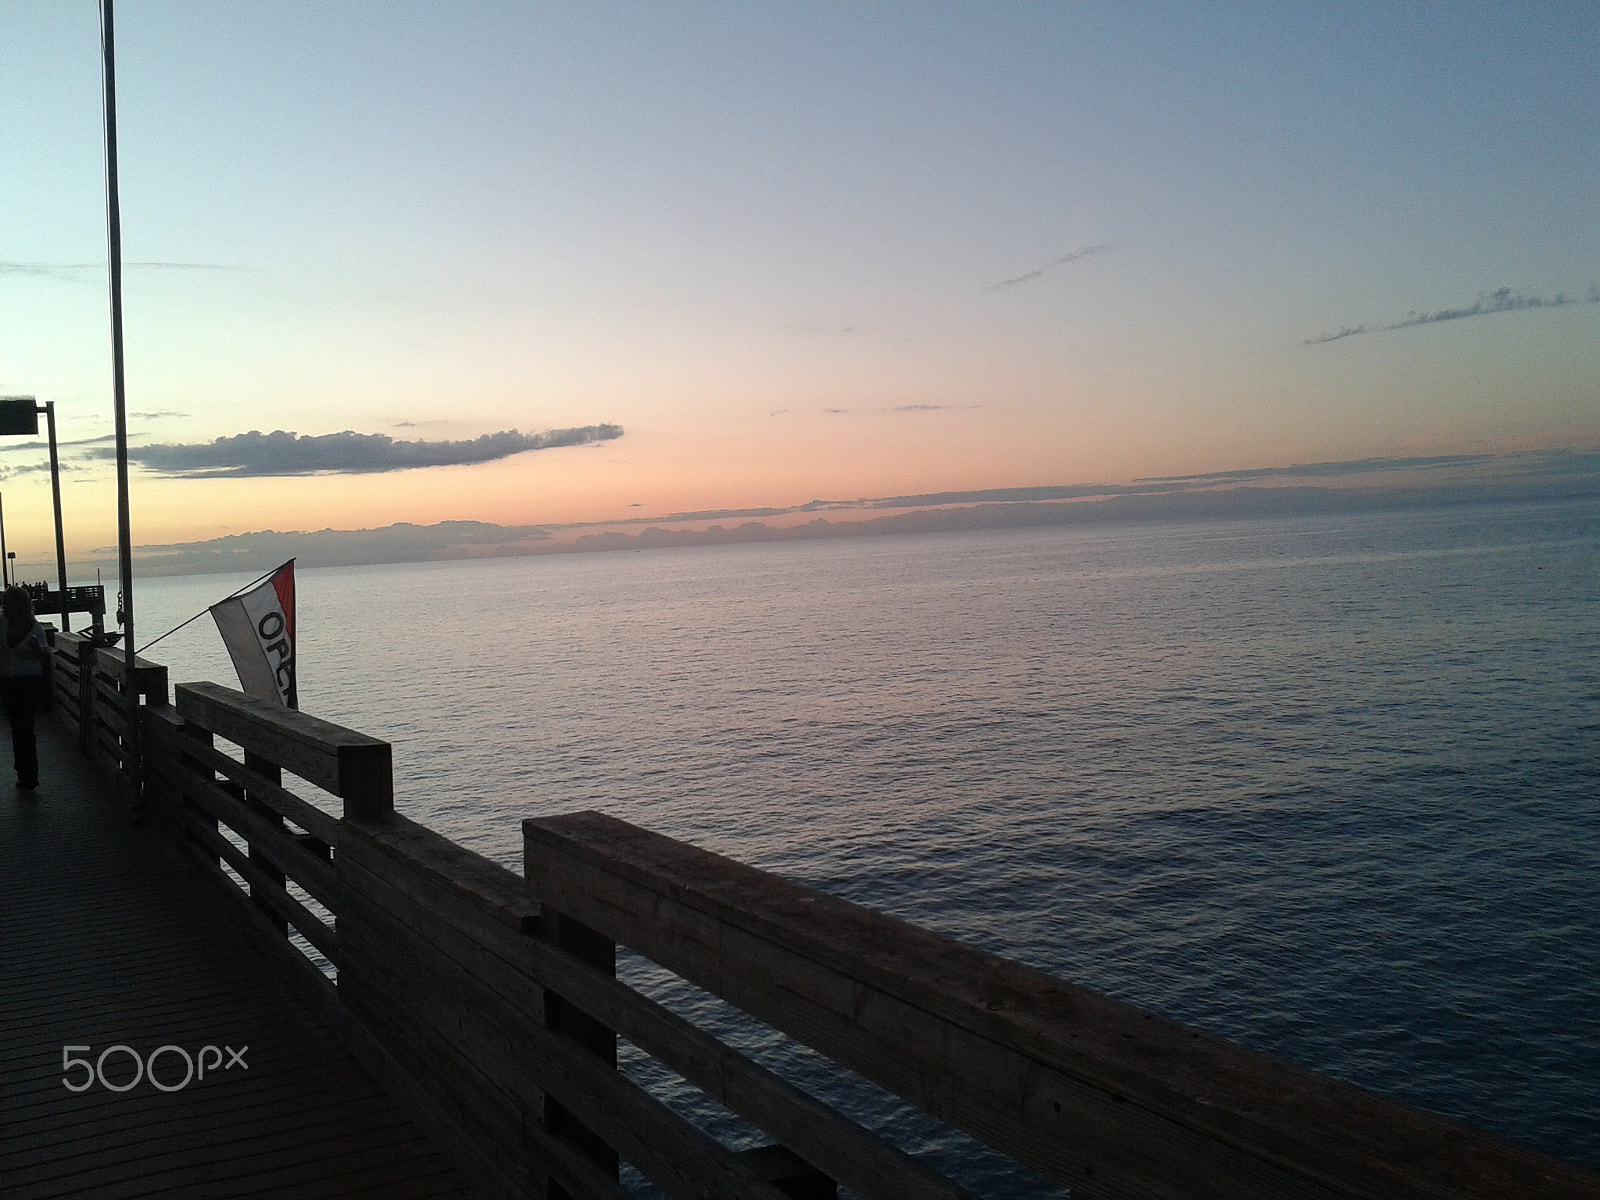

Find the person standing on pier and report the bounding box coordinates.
[0,586,51,790]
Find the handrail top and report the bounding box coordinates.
[175,681,391,810]
[93,643,168,678]
[50,631,164,676]
[526,812,1250,1082]
[176,681,387,751]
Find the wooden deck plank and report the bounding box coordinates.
[4,1077,394,1153]
[5,1102,426,1188]
[3,1052,389,1124]
[0,720,470,1200]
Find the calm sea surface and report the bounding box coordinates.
[133,498,1600,1192]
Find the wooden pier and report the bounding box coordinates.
[4,632,1598,1199]
[0,697,464,1198]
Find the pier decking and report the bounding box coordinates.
[0,719,466,1200]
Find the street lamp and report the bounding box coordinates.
[0,396,72,630]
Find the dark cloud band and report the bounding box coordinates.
[93,425,623,478]
[1138,454,1500,484]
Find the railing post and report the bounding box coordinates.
[121,686,144,818]
[76,640,94,753]
[177,716,218,860]
[339,744,393,822]
[539,907,619,1196]
[245,750,288,936]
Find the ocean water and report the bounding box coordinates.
[131,497,1600,1191]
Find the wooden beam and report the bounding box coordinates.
[174,681,391,819]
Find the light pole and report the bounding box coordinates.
[44,401,69,630]
[0,395,72,629]
[102,0,133,666]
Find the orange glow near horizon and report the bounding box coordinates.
[3,7,1596,571]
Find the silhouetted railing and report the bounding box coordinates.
[50,630,166,775]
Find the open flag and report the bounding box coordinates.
[209,560,297,708]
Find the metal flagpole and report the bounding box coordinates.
[101,0,140,810]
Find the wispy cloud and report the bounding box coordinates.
[88,425,623,478]
[987,243,1112,291]
[817,404,973,416]
[1305,285,1600,345]
[0,261,243,282]
[0,461,78,480]
[1,433,119,455]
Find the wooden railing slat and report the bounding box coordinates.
[180,807,340,966]
[173,820,341,1018]
[335,839,970,1200]
[144,714,342,845]
[337,838,960,1200]
[153,747,342,911]
[339,951,628,1200]
[338,930,548,1172]
[338,903,795,1200]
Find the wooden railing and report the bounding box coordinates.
[47,650,1600,1200]
[50,631,168,778]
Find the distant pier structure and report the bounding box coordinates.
[21,581,106,629]
[3,633,1597,1199]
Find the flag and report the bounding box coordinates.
[209,560,297,708]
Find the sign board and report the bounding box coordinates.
[0,398,39,436]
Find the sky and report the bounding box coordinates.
[1,2,1596,570]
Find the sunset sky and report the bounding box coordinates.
[1,2,1596,566]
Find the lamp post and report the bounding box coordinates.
[0,492,8,588]
[102,0,133,664]
[0,396,72,630]
[44,401,69,630]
